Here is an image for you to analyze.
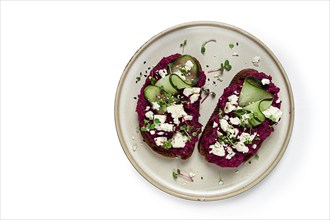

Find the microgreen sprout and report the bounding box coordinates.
[180,40,187,54]
[201,39,217,55]
[135,76,141,83]
[207,60,232,83]
[201,88,216,103]
[172,169,194,182]
[163,140,173,149]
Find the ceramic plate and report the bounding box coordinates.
[115,21,294,201]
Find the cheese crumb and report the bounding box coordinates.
[166,104,187,125]
[219,119,230,132]
[230,117,240,125]
[190,94,200,103]
[232,142,249,153]
[154,137,167,146]
[262,106,282,122]
[145,111,154,120]
[261,78,270,85]
[209,141,226,157]
[226,146,236,160]
[183,87,201,97]
[152,102,160,111]
[158,69,167,78]
[171,132,188,148]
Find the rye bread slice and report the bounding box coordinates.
[137,54,206,160]
[198,68,259,159]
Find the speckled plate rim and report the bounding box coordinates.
[114,21,295,201]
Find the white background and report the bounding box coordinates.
[1,1,329,219]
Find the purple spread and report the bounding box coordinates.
[136,54,206,159]
[199,71,281,167]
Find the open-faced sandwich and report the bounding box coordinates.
[136,54,206,159]
[198,69,282,167]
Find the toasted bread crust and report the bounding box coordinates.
[198,68,259,159]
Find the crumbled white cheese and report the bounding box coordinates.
[158,69,167,78]
[261,78,270,85]
[149,130,155,135]
[228,95,239,104]
[225,146,236,160]
[213,122,218,128]
[219,119,230,132]
[240,132,256,143]
[154,137,167,146]
[232,142,249,153]
[145,111,154,120]
[153,114,166,123]
[171,132,188,148]
[229,117,240,125]
[252,144,257,149]
[276,98,281,104]
[224,102,237,113]
[217,131,223,137]
[209,141,226,157]
[190,93,200,103]
[224,95,239,113]
[262,106,282,122]
[224,115,229,120]
[155,123,174,132]
[228,128,239,139]
[184,60,194,71]
[158,132,164,135]
[152,102,160,111]
[183,115,193,121]
[252,56,261,67]
[166,104,187,125]
[183,87,201,97]
[241,113,251,125]
[145,106,150,111]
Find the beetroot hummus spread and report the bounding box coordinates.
[136,54,206,159]
[199,70,282,167]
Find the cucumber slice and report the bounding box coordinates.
[168,55,199,86]
[144,85,162,103]
[238,77,273,107]
[244,99,272,126]
[170,74,192,90]
[155,75,178,94]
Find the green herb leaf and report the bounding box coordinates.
[150,77,156,85]
[136,76,141,83]
[172,171,178,179]
[140,126,147,132]
[201,39,216,55]
[201,46,206,54]
[219,108,223,119]
[229,43,234,49]
[255,154,259,160]
[180,40,187,47]
[154,118,160,124]
[180,125,188,131]
[163,140,172,149]
[192,132,198,137]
